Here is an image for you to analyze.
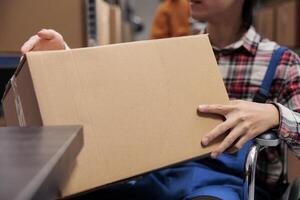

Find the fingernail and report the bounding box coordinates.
[202,137,209,146]
[198,105,206,111]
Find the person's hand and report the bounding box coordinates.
[21,29,65,55]
[198,100,280,158]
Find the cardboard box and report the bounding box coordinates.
[288,149,300,182]
[109,4,122,44]
[2,35,229,197]
[0,0,86,52]
[95,0,123,45]
[96,0,111,45]
[255,5,276,41]
[276,0,300,47]
[122,21,134,42]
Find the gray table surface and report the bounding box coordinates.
[0,126,83,200]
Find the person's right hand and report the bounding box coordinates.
[21,29,65,55]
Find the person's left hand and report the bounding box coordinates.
[198,100,280,159]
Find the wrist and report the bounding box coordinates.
[268,103,280,129]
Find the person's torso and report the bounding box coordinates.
[214,40,285,103]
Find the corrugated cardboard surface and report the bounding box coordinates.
[276,0,300,47]
[255,5,276,41]
[288,149,300,182]
[3,35,229,197]
[110,5,122,44]
[0,0,86,52]
[122,22,134,42]
[96,0,111,45]
[95,0,122,45]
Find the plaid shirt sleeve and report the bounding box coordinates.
[274,50,300,157]
[213,26,299,187]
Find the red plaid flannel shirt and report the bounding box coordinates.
[204,26,300,186]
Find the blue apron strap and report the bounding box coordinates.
[253,46,288,103]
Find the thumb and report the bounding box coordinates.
[37,29,56,40]
[20,35,40,54]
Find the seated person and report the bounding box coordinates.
[21,0,300,199]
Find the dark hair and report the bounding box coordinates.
[242,0,256,29]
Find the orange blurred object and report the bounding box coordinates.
[150,0,190,39]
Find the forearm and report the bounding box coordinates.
[274,103,300,157]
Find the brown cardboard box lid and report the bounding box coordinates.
[96,0,111,45]
[255,5,276,41]
[0,0,86,53]
[109,4,122,44]
[276,0,300,47]
[2,35,229,197]
[288,149,300,182]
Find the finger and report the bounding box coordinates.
[211,124,245,158]
[233,134,251,150]
[226,145,239,154]
[20,35,40,54]
[201,118,238,146]
[229,100,243,105]
[198,104,235,116]
[37,29,56,40]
